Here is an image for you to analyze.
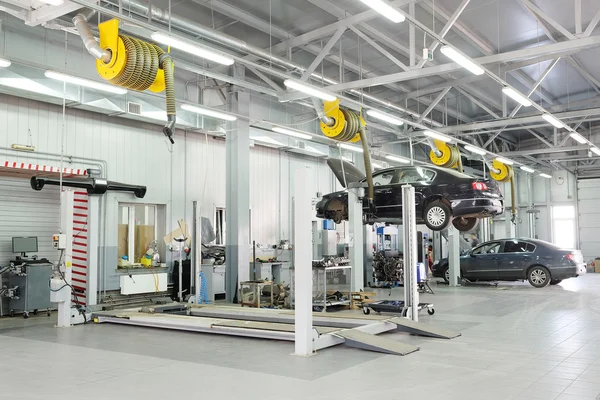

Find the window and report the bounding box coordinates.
[503,240,535,253]
[395,167,436,184]
[472,242,501,255]
[552,205,576,249]
[118,204,161,264]
[215,208,226,245]
[372,171,395,186]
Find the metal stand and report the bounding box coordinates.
[57,190,74,328]
[401,185,419,321]
[448,225,461,287]
[481,217,491,243]
[348,183,365,292]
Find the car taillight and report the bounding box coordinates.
[472,182,488,191]
[566,253,575,261]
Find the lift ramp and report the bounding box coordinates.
[389,317,461,339]
[334,329,419,356]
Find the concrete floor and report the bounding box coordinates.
[2,275,600,400]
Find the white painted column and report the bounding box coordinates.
[293,167,313,356]
[481,218,491,243]
[448,225,461,287]
[57,189,74,327]
[402,185,419,321]
[348,185,364,292]
[87,195,99,306]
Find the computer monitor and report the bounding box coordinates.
[12,237,38,257]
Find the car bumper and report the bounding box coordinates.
[451,198,504,218]
[576,263,587,276]
[431,262,444,278]
[548,265,579,280]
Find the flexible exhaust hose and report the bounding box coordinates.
[358,126,374,203]
[510,177,517,224]
[160,54,176,143]
[72,13,112,63]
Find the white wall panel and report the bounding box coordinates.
[578,178,600,260]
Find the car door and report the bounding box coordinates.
[369,169,400,218]
[497,240,536,280]
[387,167,437,218]
[463,241,502,281]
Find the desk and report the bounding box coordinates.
[255,262,291,284]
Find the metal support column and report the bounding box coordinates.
[363,224,374,287]
[57,190,74,327]
[87,195,99,306]
[480,218,491,242]
[433,230,442,263]
[293,167,314,356]
[402,185,419,321]
[225,65,250,302]
[448,225,460,287]
[348,184,365,292]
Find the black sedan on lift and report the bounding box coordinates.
[316,159,504,232]
[431,238,586,287]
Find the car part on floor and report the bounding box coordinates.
[73,13,176,143]
[362,300,435,317]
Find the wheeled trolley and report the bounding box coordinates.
[363,300,434,316]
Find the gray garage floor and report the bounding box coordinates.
[2,275,600,400]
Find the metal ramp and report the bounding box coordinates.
[334,329,419,356]
[389,317,461,339]
[212,320,340,335]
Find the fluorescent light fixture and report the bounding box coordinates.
[283,79,337,102]
[272,126,312,140]
[373,163,384,169]
[424,130,452,143]
[539,173,552,179]
[495,157,514,165]
[520,166,535,173]
[591,147,600,156]
[151,32,234,66]
[502,87,532,107]
[386,155,410,164]
[358,0,405,23]
[339,143,363,153]
[542,113,565,128]
[440,46,484,75]
[45,70,127,94]
[464,145,487,156]
[250,136,284,147]
[38,0,64,5]
[0,58,11,68]
[181,103,237,121]
[366,109,404,125]
[342,156,353,163]
[570,132,587,144]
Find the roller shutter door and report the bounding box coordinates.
[577,178,600,261]
[0,177,60,265]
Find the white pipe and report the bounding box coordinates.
[72,13,111,63]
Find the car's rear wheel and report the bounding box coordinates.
[527,266,551,288]
[452,217,479,232]
[423,201,451,231]
[443,267,450,283]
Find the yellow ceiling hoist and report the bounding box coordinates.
[72,12,176,143]
[320,99,375,213]
[429,140,517,224]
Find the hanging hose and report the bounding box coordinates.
[429,139,463,173]
[73,16,176,143]
[490,160,517,224]
[320,100,375,211]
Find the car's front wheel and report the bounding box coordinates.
[443,267,450,283]
[527,266,551,288]
[452,217,479,232]
[423,201,451,231]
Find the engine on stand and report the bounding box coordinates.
[371,251,404,288]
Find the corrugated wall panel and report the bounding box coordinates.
[0,177,59,265]
[578,179,600,260]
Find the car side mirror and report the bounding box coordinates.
[470,253,476,257]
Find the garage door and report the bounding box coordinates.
[577,178,600,261]
[0,177,60,265]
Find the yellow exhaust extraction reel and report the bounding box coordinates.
[73,13,176,143]
[490,160,517,224]
[320,99,376,214]
[429,139,463,173]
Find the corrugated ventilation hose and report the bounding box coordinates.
[73,14,176,143]
[490,160,517,224]
[320,100,375,212]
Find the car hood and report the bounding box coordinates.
[327,158,365,188]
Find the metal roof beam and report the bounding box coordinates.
[324,36,600,92]
[583,9,600,37]
[301,27,346,81]
[499,145,589,157]
[416,0,471,68]
[348,26,410,71]
[416,87,452,123]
